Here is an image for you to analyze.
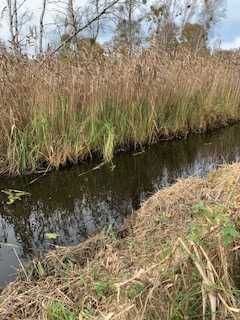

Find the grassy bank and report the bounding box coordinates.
[1,164,240,319]
[1,49,240,175]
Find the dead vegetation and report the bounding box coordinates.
[1,49,240,175]
[1,163,240,319]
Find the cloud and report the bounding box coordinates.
[221,37,240,50]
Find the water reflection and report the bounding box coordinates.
[0,124,240,285]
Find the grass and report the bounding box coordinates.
[2,163,240,318]
[47,301,76,320]
[1,48,240,175]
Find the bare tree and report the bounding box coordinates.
[6,0,22,53]
[113,0,146,54]
[39,0,47,54]
[93,0,101,40]
[149,0,198,46]
[5,0,32,54]
[41,0,120,61]
[126,0,134,54]
[6,0,16,52]
[148,0,225,51]
[13,0,19,49]
[67,0,78,37]
[83,0,102,41]
[202,0,225,32]
[48,0,80,47]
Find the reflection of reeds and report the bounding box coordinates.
[1,49,240,175]
[2,164,240,319]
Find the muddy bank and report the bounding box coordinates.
[1,164,240,319]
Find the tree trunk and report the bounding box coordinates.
[67,0,77,37]
[39,0,47,54]
[13,0,20,53]
[127,0,133,55]
[6,0,20,54]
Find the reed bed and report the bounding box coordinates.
[1,163,240,319]
[1,49,240,175]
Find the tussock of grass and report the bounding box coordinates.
[2,164,240,319]
[1,49,240,175]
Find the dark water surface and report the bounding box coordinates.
[1,124,240,286]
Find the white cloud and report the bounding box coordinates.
[221,36,240,50]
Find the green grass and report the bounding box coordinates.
[47,301,76,320]
[9,91,240,175]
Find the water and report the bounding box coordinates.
[0,124,240,286]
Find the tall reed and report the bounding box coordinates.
[0,48,240,175]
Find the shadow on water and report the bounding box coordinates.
[0,124,240,286]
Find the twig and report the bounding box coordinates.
[13,248,29,281]
[78,162,105,177]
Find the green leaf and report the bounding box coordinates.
[45,233,60,240]
[2,189,30,205]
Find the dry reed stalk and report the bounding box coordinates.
[1,49,240,175]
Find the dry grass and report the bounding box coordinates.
[2,163,240,319]
[1,48,240,175]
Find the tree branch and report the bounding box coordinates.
[41,0,120,62]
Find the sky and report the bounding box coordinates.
[213,0,240,49]
[0,0,240,50]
